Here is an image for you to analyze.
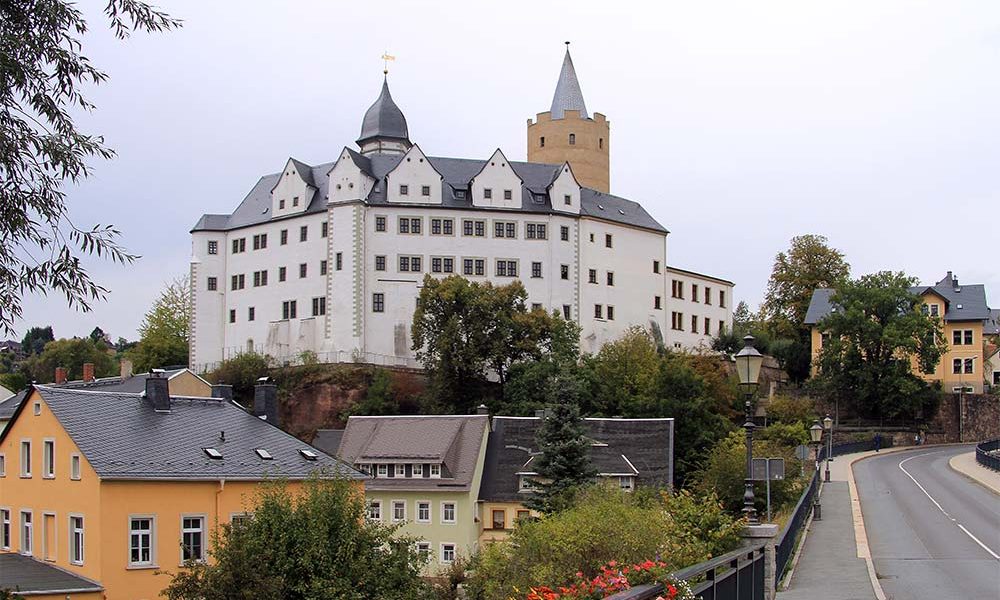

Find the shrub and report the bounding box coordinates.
[466,485,740,600]
[205,352,272,406]
[766,394,816,424]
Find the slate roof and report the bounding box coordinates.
[191,153,666,234]
[336,415,489,492]
[550,46,589,119]
[57,368,203,393]
[804,277,992,325]
[986,309,1000,337]
[312,428,344,456]
[0,389,27,420]
[358,78,410,144]
[0,553,103,595]
[479,417,673,502]
[0,386,365,481]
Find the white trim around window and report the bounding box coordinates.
[69,513,85,565]
[0,453,5,477]
[440,542,457,564]
[20,509,33,556]
[0,507,10,551]
[441,501,456,524]
[127,514,156,568]
[391,500,406,523]
[70,453,81,480]
[181,514,207,564]
[42,438,55,479]
[20,439,31,478]
[366,500,382,522]
[416,500,432,524]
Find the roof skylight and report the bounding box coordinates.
[203,448,223,459]
[255,448,273,460]
[299,449,318,461]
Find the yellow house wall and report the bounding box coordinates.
[19,592,103,600]
[168,371,212,397]
[0,390,104,584]
[477,501,536,545]
[527,111,610,193]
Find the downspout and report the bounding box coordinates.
[216,479,226,527]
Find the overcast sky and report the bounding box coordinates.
[14,0,999,341]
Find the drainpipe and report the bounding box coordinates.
[216,479,226,526]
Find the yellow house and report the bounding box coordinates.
[477,416,674,545]
[0,376,364,600]
[806,272,994,393]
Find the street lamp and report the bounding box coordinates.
[809,420,824,520]
[823,414,833,482]
[735,335,764,525]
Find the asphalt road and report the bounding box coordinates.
[854,445,1000,600]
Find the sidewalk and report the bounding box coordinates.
[948,451,1000,495]
[775,449,900,600]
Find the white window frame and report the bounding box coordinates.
[429,463,441,478]
[619,476,634,491]
[391,500,406,523]
[181,514,207,564]
[441,501,456,524]
[377,464,388,477]
[33,401,41,416]
[0,508,10,550]
[366,500,382,522]
[395,464,406,477]
[416,541,432,558]
[69,514,84,565]
[412,463,423,477]
[42,438,55,478]
[416,501,431,524]
[20,439,31,478]
[440,542,456,564]
[128,514,156,568]
[20,509,32,555]
[0,453,5,477]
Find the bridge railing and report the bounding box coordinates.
[774,470,818,580]
[975,439,1000,471]
[605,544,767,600]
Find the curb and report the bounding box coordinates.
[947,452,1000,496]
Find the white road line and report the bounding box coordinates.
[898,453,1000,561]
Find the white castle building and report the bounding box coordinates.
[189,48,733,372]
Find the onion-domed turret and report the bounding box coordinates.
[357,77,411,156]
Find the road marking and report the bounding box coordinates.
[898,453,1000,561]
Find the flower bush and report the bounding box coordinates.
[524,560,696,600]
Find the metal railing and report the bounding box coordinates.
[975,439,1000,471]
[605,545,767,600]
[819,435,894,461]
[774,470,818,580]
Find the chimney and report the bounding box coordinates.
[211,384,233,402]
[254,377,279,427]
[120,359,133,379]
[476,404,489,415]
[54,366,67,385]
[82,362,95,382]
[146,369,171,412]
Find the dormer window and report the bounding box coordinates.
[413,464,423,477]
[377,464,388,477]
[619,476,634,491]
[203,448,223,460]
[455,189,466,199]
[429,464,441,478]
[395,464,405,477]
[519,476,538,492]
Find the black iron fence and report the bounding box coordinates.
[605,545,767,600]
[774,470,818,580]
[819,435,895,460]
[975,439,1000,471]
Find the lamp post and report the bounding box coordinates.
[735,335,764,525]
[810,420,823,520]
[823,414,833,482]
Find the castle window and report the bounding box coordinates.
[207,277,217,291]
[540,136,545,147]
[375,216,386,232]
[561,226,569,241]
[654,296,662,310]
[280,229,288,245]
[504,189,512,200]
[229,310,236,324]
[569,133,576,145]
[599,138,604,149]
[653,260,660,274]
[282,300,297,320]
[531,262,542,278]
[292,196,299,207]
[335,252,342,271]
[484,188,493,200]
[312,297,326,317]
[207,240,218,255]
[608,306,615,320]
[400,184,408,196]
[372,293,385,313]
[279,199,285,210]
[321,222,328,237]
[563,305,571,319]
[594,304,603,319]
[375,256,386,271]
[248,307,255,321]
[278,267,286,282]
[321,259,328,275]
[421,185,430,197]
[299,226,308,242]
[561,265,569,280]
[564,194,571,205]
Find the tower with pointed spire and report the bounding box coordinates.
[527,43,610,193]
[357,76,412,156]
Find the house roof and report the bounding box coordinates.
[0,389,27,420]
[0,553,103,595]
[478,416,673,502]
[191,153,666,235]
[336,415,489,491]
[550,46,589,119]
[986,309,1000,337]
[804,276,992,325]
[311,428,344,456]
[57,368,207,393]
[0,386,365,481]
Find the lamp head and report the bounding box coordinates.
[809,420,823,444]
[734,335,764,390]
[823,415,833,430]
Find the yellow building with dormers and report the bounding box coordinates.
[806,272,994,393]
[0,377,363,600]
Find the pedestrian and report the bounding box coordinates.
[874,432,882,452]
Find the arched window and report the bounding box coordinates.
[540,136,545,147]
[568,133,576,145]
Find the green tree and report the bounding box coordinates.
[524,375,596,514]
[161,476,433,600]
[20,326,54,356]
[583,326,660,416]
[761,234,851,339]
[127,277,190,372]
[468,485,741,600]
[206,352,271,406]
[811,271,947,420]
[411,275,574,412]
[1,1,180,335]
[349,368,400,416]
[23,337,115,382]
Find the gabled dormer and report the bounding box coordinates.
[470,149,523,209]
[384,145,442,204]
[271,158,317,218]
[327,147,376,205]
[548,161,582,214]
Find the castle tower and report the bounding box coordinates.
[357,76,412,156]
[527,43,610,193]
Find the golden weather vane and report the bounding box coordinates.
[381,51,395,75]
